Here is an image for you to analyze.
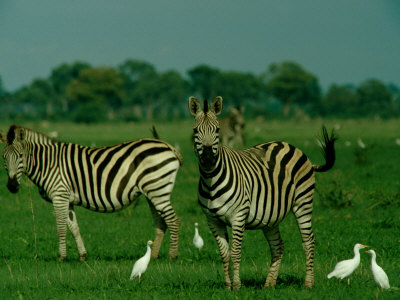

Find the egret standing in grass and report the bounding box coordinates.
[327,243,368,285]
[366,249,390,290]
[130,240,153,282]
[193,222,204,251]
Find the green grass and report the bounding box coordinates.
[0,119,399,299]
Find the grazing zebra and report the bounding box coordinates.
[189,96,336,290]
[0,125,182,261]
[219,106,245,148]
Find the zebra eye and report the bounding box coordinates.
[216,128,220,133]
[19,154,23,159]
[193,128,198,134]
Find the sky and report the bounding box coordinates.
[0,0,400,92]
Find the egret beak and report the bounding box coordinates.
[361,244,368,248]
[150,241,154,245]
[365,250,370,253]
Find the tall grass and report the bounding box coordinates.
[0,119,399,299]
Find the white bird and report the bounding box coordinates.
[366,249,390,289]
[193,222,204,251]
[357,138,366,149]
[130,240,153,282]
[327,243,368,284]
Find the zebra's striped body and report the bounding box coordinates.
[189,96,336,290]
[0,125,182,261]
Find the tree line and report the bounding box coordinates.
[0,59,399,122]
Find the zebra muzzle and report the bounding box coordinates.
[7,177,19,194]
[200,146,216,169]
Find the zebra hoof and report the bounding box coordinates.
[232,282,241,291]
[58,255,67,262]
[168,254,178,261]
[79,253,87,261]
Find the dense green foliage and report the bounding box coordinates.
[0,119,399,299]
[1,60,399,122]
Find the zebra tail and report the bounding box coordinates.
[312,125,337,172]
[150,125,183,166]
[150,125,160,139]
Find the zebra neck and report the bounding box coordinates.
[25,141,60,187]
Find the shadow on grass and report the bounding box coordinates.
[242,273,303,289]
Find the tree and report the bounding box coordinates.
[0,75,6,98]
[158,70,189,118]
[66,67,124,122]
[263,61,321,116]
[118,59,157,120]
[49,62,91,114]
[214,71,263,107]
[356,79,392,116]
[12,79,56,119]
[320,84,358,117]
[187,65,220,100]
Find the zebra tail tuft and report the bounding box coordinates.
[313,125,337,172]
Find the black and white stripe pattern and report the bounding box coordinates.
[0,125,182,261]
[189,96,336,290]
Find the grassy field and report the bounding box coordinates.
[0,118,399,299]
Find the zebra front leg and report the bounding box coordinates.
[263,225,284,287]
[67,205,87,261]
[230,222,245,291]
[53,198,69,261]
[207,215,232,290]
[146,198,167,259]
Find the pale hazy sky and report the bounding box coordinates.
[1,0,399,92]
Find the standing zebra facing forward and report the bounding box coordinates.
[189,96,336,290]
[0,125,182,261]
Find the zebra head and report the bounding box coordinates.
[0,125,27,193]
[189,96,223,171]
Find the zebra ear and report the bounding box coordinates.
[0,130,6,144]
[16,128,26,142]
[211,96,223,115]
[189,97,201,116]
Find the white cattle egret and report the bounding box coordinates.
[327,243,368,284]
[130,240,153,282]
[366,250,390,289]
[193,222,204,251]
[357,138,366,149]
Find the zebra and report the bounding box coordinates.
[188,96,336,290]
[0,125,182,261]
[219,106,245,148]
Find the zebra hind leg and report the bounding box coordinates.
[146,198,167,259]
[67,205,87,261]
[292,197,315,288]
[263,225,284,288]
[147,197,180,261]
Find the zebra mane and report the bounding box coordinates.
[7,124,54,144]
[203,99,209,113]
[7,124,17,144]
